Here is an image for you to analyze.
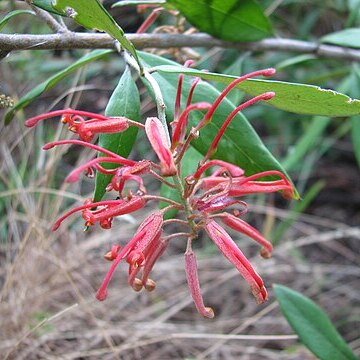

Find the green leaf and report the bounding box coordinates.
[140,52,298,198]
[274,284,357,360]
[4,50,113,124]
[0,10,35,30]
[93,66,141,202]
[31,0,64,15]
[153,65,360,116]
[112,0,167,7]
[167,0,273,41]
[53,0,142,70]
[321,28,360,48]
[276,54,317,71]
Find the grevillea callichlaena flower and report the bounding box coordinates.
[26,66,294,318]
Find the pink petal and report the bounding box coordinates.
[145,117,177,176]
[96,228,147,301]
[190,159,244,180]
[204,219,267,303]
[196,195,247,214]
[200,177,294,198]
[218,213,273,258]
[131,211,164,254]
[74,117,130,142]
[91,196,146,225]
[185,250,214,318]
[141,237,168,287]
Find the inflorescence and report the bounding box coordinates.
[25,67,294,318]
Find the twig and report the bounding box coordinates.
[283,227,360,250]
[46,331,298,359]
[169,333,298,341]
[197,302,279,359]
[25,1,66,33]
[0,33,360,62]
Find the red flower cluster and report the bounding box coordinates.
[26,67,294,318]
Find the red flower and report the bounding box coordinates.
[204,219,267,304]
[185,249,215,318]
[199,170,294,200]
[26,66,294,318]
[96,211,164,300]
[25,109,135,142]
[217,212,273,259]
[52,196,146,231]
[145,117,177,176]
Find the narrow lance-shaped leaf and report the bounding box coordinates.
[52,0,142,71]
[167,0,273,42]
[0,10,35,30]
[274,284,357,360]
[94,66,141,202]
[4,50,113,124]
[321,28,360,49]
[153,65,360,117]
[140,52,298,198]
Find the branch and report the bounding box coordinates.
[26,3,66,33]
[0,32,360,62]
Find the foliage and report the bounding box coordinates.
[167,0,273,41]
[274,285,357,360]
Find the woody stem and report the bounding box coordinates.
[172,173,198,236]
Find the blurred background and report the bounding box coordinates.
[0,0,359,359]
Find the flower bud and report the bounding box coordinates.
[144,279,156,292]
[132,278,143,292]
[145,117,177,176]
